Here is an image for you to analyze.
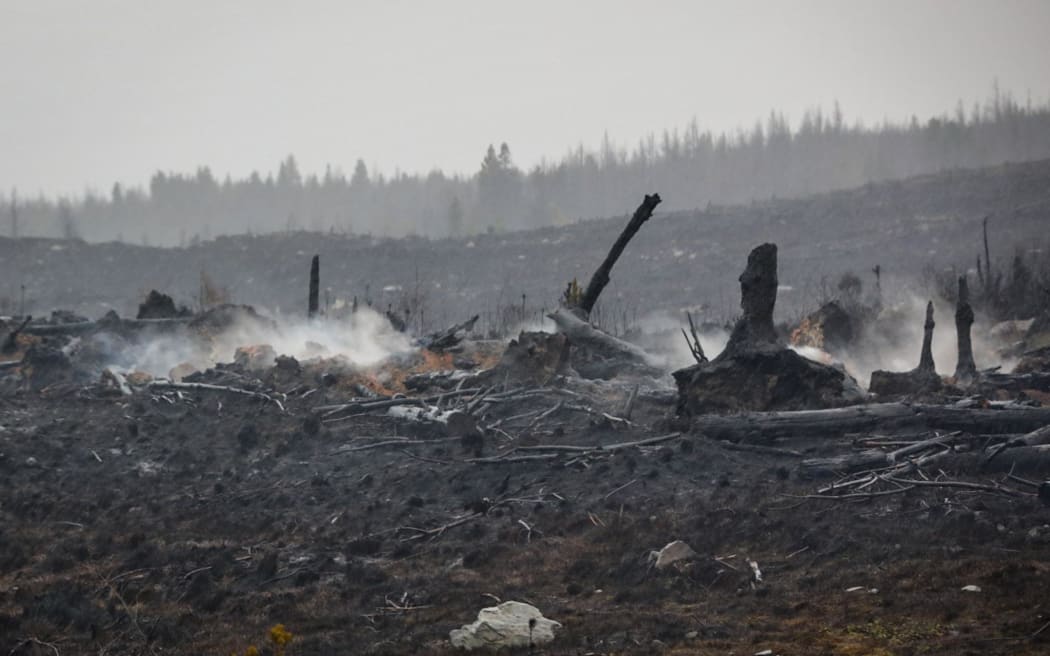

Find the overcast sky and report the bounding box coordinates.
[2,0,1048,197]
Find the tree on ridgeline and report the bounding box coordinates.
[7,89,1050,243]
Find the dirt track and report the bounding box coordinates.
[2,372,1049,655]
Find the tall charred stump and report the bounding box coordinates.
[720,242,779,358]
[308,255,320,319]
[918,301,936,373]
[954,275,978,384]
[869,301,943,397]
[673,242,864,416]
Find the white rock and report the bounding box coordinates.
[649,540,696,569]
[961,584,981,593]
[450,601,560,651]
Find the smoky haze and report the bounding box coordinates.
[2,0,1050,244]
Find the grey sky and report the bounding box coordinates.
[2,0,1048,197]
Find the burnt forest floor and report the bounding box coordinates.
[2,377,1049,655]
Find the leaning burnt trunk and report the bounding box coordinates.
[546,194,662,377]
[954,275,977,385]
[574,193,661,318]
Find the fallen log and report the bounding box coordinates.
[547,308,660,369]
[21,317,193,336]
[422,315,479,351]
[800,432,966,476]
[978,371,1050,393]
[689,403,1050,443]
[985,423,1050,462]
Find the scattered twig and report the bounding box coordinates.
[718,440,804,457]
[621,384,640,421]
[398,512,484,542]
[681,311,707,363]
[604,478,638,499]
[148,380,284,411]
[7,638,60,656]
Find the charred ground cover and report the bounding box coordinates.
[2,354,1049,655]
[1,162,1050,655]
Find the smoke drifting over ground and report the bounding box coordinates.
[112,307,414,379]
[800,292,1021,390]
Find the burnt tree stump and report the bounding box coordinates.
[308,254,320,319]
[869,301,943,397]
[674,243,864,415]
[720,242,780,358]
[954,275,977,384]
[919,300,936,373]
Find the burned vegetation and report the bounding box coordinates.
[1,194,1050,656]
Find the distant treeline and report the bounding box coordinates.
[6,88,1050,245]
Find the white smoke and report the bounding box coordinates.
[818,293,1019,389]
[115,306,414,379]
[634,310,730,370]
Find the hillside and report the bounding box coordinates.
[2,159,1049,332]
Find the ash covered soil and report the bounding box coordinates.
[2,363,1049,655]
[2,159,1050,655]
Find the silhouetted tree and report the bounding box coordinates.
[6,89,1050,243]
[8,189,17,239]
[447,195,464,237]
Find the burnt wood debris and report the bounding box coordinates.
[673,243,864,415]
[0,185,1049,655]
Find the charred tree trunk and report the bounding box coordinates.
[308,254,320,319]
[575,193,661,317]
[982,215,993,297]
[919,301,936,372]
[720,243,779,359]
[954,275,977,384]
[674,242,864,415]
[869,301,942,396]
